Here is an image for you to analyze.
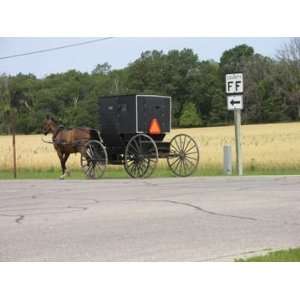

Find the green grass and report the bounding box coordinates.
[236,248,300,262]
[0,167,174,179]
[1,166,300,179]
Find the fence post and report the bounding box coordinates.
[223,144,232,175]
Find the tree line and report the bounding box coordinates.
[1,38,300,134]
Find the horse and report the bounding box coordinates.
[42,115,100,179]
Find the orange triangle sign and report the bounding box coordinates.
[149,118,161,134]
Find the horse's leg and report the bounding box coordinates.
[63,153,70,176]
[57,151,66,179]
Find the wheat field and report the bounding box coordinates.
[1,122,300,172]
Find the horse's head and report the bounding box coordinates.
[42,115,58,135]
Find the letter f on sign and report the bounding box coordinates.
[236,80,241,92]
[227,81,233,92]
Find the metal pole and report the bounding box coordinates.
[223,144,232,175]
[234,109,243,176]
[11,111,17,179]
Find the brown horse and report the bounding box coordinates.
[42,115,100,179]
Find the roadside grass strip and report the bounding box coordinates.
[236,248,300,262]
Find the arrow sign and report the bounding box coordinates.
[227,95,243,110]
[230,99,241,106]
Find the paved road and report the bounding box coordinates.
[1,176,300,261]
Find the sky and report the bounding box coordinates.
[0,37,291,78]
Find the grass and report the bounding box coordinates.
[1,122,300,178]
[1,166,300,179]
[236,248,300,262]
[0,166,222,179]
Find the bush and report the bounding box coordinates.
[179,102,202,127]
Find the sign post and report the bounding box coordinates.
[226,73,243,176]
[11,110,17,179]
[234,109,242,176]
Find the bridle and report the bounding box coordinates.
[41,123,64,144]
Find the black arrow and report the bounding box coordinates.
[230,99,240,106]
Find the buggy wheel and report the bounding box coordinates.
[167,134,199,177]
[124,134,158,178]
[80,140,108,179]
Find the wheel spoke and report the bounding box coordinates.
[140,159,148,173]
[185,151,199,156]
[183,138,192,152]
[89,145,95,156]
[174,157,182,172]
[169,156,181,167]
[185,156,198,161]
[170,145,180,155]
[127,160,136,167]
[86,163,93,176]
[178,159,184,175]
[185,144,197,154]
[132,163,138,177]
[184,157,193,169]
[129,141,139,153]
[181,159,188,174]
[133,139,140,152]
[182,135,187,152]
[137,164,143,177]
[86,149,92,159]
[174,137,181,152]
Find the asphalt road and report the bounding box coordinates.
[1,176,300,261]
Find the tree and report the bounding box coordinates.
[92,63,112,75]
[241,54,279,123]
[0,75,17,177]
[220,44,254,74]
[0,75,12,133]
[276,38,300,120]
[179,102,202,127]
[209,89,229,125]
[188,60,226,125]
[220,44,285,124]
[126,49,201,125]
[1,41,299,133]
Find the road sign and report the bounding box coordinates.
[226,73,243,94]
[227,94,243,110]
[225,73,244,176]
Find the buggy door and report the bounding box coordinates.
[137,95,171,134]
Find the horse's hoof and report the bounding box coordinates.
[59,175,65,180]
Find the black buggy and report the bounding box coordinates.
[80,95,200,179]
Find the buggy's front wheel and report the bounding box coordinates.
[81,140,108,179]
[124,134,158,178]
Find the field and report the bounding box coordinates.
[1,122,300,177]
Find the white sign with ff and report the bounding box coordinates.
[226,73,243,94]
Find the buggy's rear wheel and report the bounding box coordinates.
[124,134,158,178]
[81,140,108,179]
[167,134,199,177]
